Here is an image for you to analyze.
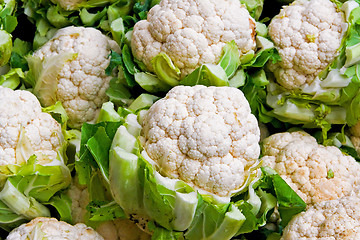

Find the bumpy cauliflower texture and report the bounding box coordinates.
[131,0,256,78]
[142,85,260,197]
[261,131,360,204]
[33,26,120,129]
[6,217,104,240]
[281,189,360,239]
[268,0,347,90]
[0,86,63,165]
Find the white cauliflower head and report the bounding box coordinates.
[32,26,120,129]
[142,85,261,197]
[0,86,63,165]
[131,0,256,78]
[6,217,104,240]
[261,131,360,204]
[281,188,360,239]
[268,0,347,90]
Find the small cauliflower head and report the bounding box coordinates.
[6,217,104,240]
[281,189,360,239]
[131,0,256,78]
[268,0,347,90]
[142,85,261,197]
[261,131,360,204]
[32,26,120,129]
[0,86,63,165]
[67,177,151,240]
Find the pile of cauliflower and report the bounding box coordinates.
[2,0,360,239]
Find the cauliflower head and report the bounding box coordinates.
[67,177,151,240]
[268,0,347,90]
[142,85,261,197]
[261,131,360,204]
[32,26,120,129]
[131,0,256,78]
[0,86,63,165]
[6,217,104,240]
[281,189,360,239]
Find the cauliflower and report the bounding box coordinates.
[281,188,360,239]
[6,217,104,240]
[31,26,120,129]
[67,177,151,240]
[96,219,151,240]
[261,131,360,204]
[142,85,260,197]
[0,86,63,165]
[131,0,256,78]
[268,0,347,90]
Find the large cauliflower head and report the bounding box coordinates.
[142,85,261,197]
[0,86,63,165]
[33,26,120,129]
[261,131,360,204]
[268,0,347,90]
[6,217,104,240]
[281,189,360,239]
[131,0,256,78]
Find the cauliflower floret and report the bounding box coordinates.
[281,189,360,239]
[6,217,104,240]
[142,85,260,197]
[67,177,151,240]
[268,0,347,90]
[0,86,63,165]
[131,0,256,78]
[261,131,360,204]
[33,26,120,129]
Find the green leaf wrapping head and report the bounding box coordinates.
[108,86,306,239]
[255,0,360,131]
[0,86,71,231]
[116,0,267,92]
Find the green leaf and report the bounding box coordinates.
[259,167,306,227]
[86,127,112,182]
[180,64,229,87]
[0,30,12,67]
[45,193,72,223]
[218,41,241,78]
[134,72,171,93]
[77,122,122,185]
[184,196,244,240]
[105,77,132,106]
[151,52,181,87]
[87,200,125,222]
[0,68,23,89]
[42,101,69,124]
[79,7,107,26]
